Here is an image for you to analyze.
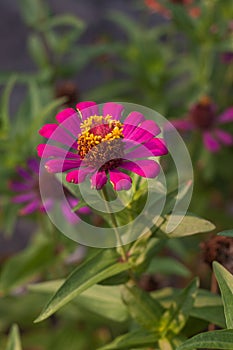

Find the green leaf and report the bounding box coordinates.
[40,14,84,31]
[34,249,129,322]
[213,261,233,329]
[122,284,164,331]
[98,329,160,350]
[28,80,41,117]
[28,34,49,68]
[0,75,18,138]
[147,257,191,278]
[191,289,225,328]
[177,329,233,350]
[19,0,49,27]
[158,213,215,238]
[6,324,22,350]
[29,281,128,322]
[159,278,199,336]
[218,229,233,237]
[151,287,226,329]
[0,236,55,294]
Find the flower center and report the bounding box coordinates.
[190,96,216,130]
[77,115,124,170]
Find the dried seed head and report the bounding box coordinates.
[201,235,233,274]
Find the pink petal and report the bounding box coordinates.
[67,196,91,215]
[42,198,54,213]
[55,108,76,123]
[9,181,32,192]
[76,101,99,121]
[56,108,81,136]
[76,101,97,111]
[45,159,81,173]
[120,159,160,178]
[91,171,108,190]
[109,170,132,191]
[124,111,145,127]
[19,199,41,215]
[13,192,37,203]
[139,120,161,136]
[61,200,80,224]
[218,107,233,123]
[122,124,137,139]
[17,167,32,180]
[126,138,168,159]
[78,206,91,215]
[124,125,155,143]
[215,129,233,145]
[37,144,80,160]
[123,119,160,139]
[66,168,92,184]
[203,131,220,152]
[103,102,124,121]
[27,159,39,173]
[171,119,194,131]
[39,124,75,147]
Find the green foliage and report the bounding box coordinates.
[156,213,215,238]
[0,75,18,139]
[29,281,128,322]
[213,262,233,329]
[34,249,129,322]
[5,324,22,350]
[0,235,55,294]
[122,283,164,331]
[98,329,160,350]
[177,329,233,350]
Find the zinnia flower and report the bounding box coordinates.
[10,158,89,224]
[171,96,233,152]
[144,0,200,19]
[37,101,168,191]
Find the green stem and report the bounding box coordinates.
[101,187,128,262]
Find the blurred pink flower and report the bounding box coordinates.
[144,0,200,19]
[172,96,233,152]
[10,158,90,223]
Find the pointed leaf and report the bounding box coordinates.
[98,329,160,350]
[218,229,233,237]
[34,249,129,322]
[152,287,225,328]
[122,284,164,331]
[147,257,191,277]
[158,214,215,238]
[29,281,128,322]
[177,329,233,350]
[159,278,199,335]
[213,261,233,329]
[6,324,22,350]
[0,75,18,138]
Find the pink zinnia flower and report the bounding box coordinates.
[144,0,200,19]
[172,96,233,152]
[10,158,90,224]
[37,101,168,191]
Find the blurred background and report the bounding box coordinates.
[0,0,232,349]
